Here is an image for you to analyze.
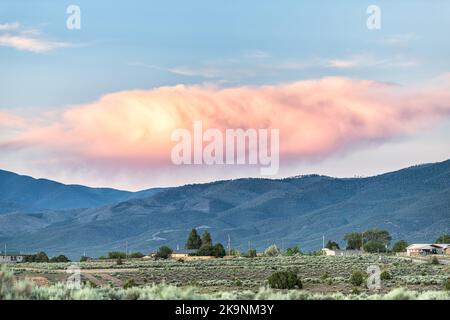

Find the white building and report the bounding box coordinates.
[406,244,449,256]
[0,251,25,263]
[322,248,362,256]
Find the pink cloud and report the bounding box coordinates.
[1,76,450,188]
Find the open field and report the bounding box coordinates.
[2,254,449,300]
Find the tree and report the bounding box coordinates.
[155,246,173,259]
[363,229,392,247]
[35,251,49,263]
[212,243,226,258]
[344,232,363,250]
[186,229,202,249]
[197,244,213,256]
[363,240,386,253]
[108,251,126,259]
[246,249,257,258]
[285,246,301,256]
[392,240,409,253]
[49,255,70,263]
[325,240,340,250]
[436,234,450,244]
[201,230,212,247]
[129,252,144,259]
[267,271,302,289]
[264,245,281,256]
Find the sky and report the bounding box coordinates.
[1,0,450,190]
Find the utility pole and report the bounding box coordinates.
[322,235,325,249]
[227,235,231,256]
[125,241,128,260]
[361,232,364,252]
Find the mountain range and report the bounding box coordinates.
[1,160,449,259]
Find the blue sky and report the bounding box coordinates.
[2,0,450,108]
[1,1,450,189]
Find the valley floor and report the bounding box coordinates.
[3,254,449,300]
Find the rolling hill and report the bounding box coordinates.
[1,160,449,259]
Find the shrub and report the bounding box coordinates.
[380,271,392,280]
[116,257,123,265]
[129,252,144,259]
[444,278,450,291]
[123,279,137,289]
[350,271,365,287]
[430,256,440,265]
[264,245,281,257]
[108,252,127,259]
[267,271,302,289]
[155,246,173,259]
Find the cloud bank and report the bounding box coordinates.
[1,76,450,188]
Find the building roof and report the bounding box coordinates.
[406,244,449,250]
[0,251,22,256]
[172,249,198,254]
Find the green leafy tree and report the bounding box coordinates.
[364,229,392,247]
[344,232,363,250]
[186,229,202,249]
[108,251,127,259]
[392,240,409,253]
[129,252,144,258]
[155,246,173,259]
[197,244,213,256]
[212,243,226,258]
[436,234,450,244]
[363,240,387,253]
[267,271,302,289]
[201,230,212,247]
[35,251,49,263]
[285,246,301,256]
[50,255,70,263]
[325,240,340,250]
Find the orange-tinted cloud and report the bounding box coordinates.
[1,76,450,187]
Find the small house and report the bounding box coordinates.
[322,248,362,256]
[0,251,25,263]
[170,249,198,259]
[406,244,449,256]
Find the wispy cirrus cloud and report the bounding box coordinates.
[325,54,417,69]
[0,21,77,53]
[381,34,418,46]
[132,52,417,82]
